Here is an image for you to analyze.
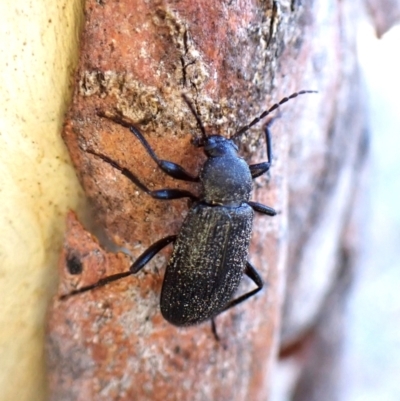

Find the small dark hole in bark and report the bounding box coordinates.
[66,254,83,275]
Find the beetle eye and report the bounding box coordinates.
[203,138,218,154]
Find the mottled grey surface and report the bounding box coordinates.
[341,24,400,401]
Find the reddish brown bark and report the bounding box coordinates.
[46,0,379,400]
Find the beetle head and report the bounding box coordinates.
[203,135,238,157]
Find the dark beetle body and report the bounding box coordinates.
[162,204,253,325]
[64,91,317,334]
[163,136,254,325]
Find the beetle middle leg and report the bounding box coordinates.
[130,235,177,274]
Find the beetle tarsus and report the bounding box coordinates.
[221,261,264,313]
[211,318,220,342]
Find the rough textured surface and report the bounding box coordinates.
[46,0,382,400]
[48,1,295,400]
[49,211,272,401]
[365,0,400,37]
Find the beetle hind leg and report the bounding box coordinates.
[221,261,263,313]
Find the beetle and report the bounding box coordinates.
[62,90,316,334]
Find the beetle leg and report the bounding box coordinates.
[249,162,270,179]
[247,201,276,216]
[60,271,134,300]
[99,113,199,182]
[129,125,200,182]
[60,235,177,300]
[211,318,220,342]
[248,122,273,178]
[130,235,177,273]
[221,261,263,312]
[86,149,198,201]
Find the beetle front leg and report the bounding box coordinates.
[98,112,199,182]
[129,125,199,182]
[221,261,263,313]
[86,149,198,201]
[249,122,273,179]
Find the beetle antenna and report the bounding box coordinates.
[182,94,207,145]
[233,90,318,139]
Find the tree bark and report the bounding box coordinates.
[46,0,387,400]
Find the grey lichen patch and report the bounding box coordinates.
[237,1,306,98]
[117,76,164,125]
[77,3,304,140]
[78,69,239,138]
[193,96,239,137]
[79,70,127,99]
[78,7,219,136]
[79,71,164,126]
